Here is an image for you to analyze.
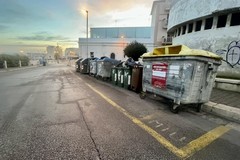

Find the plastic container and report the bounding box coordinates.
[117,67,124,87]
[131,65,143,92]
[140,45,222,113]
[111,67,118,85]
[123,68,132,89]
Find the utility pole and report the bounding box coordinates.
[86,10,88,59]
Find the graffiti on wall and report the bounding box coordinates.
[216,40,240,68]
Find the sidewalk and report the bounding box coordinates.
[0,65,39,73]
[203,88,240,123]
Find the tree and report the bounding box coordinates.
[54,45,63,62]
[123,41,147,61]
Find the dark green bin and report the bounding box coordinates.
[123,68,132,89]
[117,67,124,87]
[111,67,118,85]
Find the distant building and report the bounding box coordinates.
[65,48,80,59]
[26,52,46,60]
[167,0,240,79]
[46,46,55,59]
[78,27,154,60]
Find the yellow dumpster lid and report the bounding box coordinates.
[141,45,222,60]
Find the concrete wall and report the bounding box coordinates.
[168,0,240,79]
[168,0,240,30]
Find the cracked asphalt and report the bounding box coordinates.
[0,64,240,160]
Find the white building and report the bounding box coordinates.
[167,0,240,79]
[78,27,154,60]
[46,46,55,59]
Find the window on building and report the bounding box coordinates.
[217,14,227,28]
[205,17,213,30]
[110,53,115,59]
[230,12,240,26]
[195,20,202,31]
[188,23,193,33]
[178,28,181,36]
[182,25,186,35]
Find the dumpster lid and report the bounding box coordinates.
[75,58,83,63]
[141,45,222,60]
[97,56,120,64]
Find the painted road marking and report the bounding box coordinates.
[161,128,169,132]
[155,124,163,128]
[86,83,231,159]
[169,132,176,137]
[148,120,156,124]
[179,137,186,142]
[155,120,160,124]
[141,113,158,120]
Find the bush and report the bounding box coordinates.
[0,54,29,68]
[123,41,147,61]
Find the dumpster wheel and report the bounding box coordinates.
[170,104,180,114]
[139,92,147,99]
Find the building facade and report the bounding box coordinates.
[168,0,240,79]
[151,0,172,47]
[78,27,154,60]
[46,46,55,59]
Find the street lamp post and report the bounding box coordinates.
[86,10,88,58]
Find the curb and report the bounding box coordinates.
[0,65,39,72]
[203,101,240,123]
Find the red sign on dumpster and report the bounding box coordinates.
[152,63,168,89]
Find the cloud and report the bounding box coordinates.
[76,0,153,14]
[75,0,153,28]
[17,32,70,41]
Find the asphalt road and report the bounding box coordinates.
[0,64,240,160]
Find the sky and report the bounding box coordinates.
[0,0,154,54]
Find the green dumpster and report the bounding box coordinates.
[117,67,124,87]
[123,68,132,89]
[111,67,118,85]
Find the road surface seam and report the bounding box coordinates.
[76,101,102,160]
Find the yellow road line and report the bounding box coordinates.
[85,83,230,159]
[180,125,230,159]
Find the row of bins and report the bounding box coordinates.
[80,56,119,80]
[111,65,143,92]
[77,45,222,114]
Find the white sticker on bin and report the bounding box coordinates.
[128,75,131,85]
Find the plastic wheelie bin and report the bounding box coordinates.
[117,67,124,87]
[111,67,118,85]
[123,68,132,89]
[131,65,143,92]
[140,45,222,113]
